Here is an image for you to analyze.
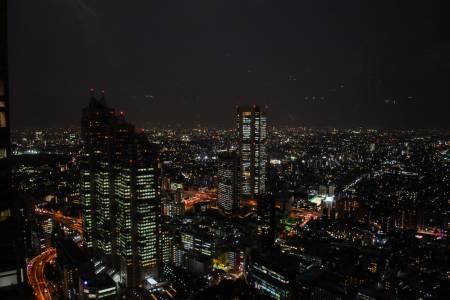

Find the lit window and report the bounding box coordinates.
[0,208,11,222]
[0,112,5,127]
[0,80,4,96]
[0,148,6,159]
[0,101,4,108]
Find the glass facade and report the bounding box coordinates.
[237,106,267,198]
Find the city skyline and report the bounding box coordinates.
[6,95,450,298]
[8,0,450,129]
[1,1,450,299]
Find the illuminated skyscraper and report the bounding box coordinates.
[81,93,160,287]
[217,152,239,214]
[236,105,267,198]
[81,90,120,256]
[159,224,172,266]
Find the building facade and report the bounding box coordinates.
[81,93,160,287]
[217,152,239,214]
[236,105,267,198]
[248,252,297,300]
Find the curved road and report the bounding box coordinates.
[27,247,56,300]
[28,207,83,299]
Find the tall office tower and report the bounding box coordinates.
[159,224,172,266]
[115,134,160,287]
[81,93,160,288]
[217,152,239,214]
[236,105,267,198]
[81,90,119,257]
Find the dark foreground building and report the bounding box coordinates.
[247,250,299,299]
[0,1,27,297]
[55,239,95,299]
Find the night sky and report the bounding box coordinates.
[9,0,450,129]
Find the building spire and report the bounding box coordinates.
[89,88,95,100]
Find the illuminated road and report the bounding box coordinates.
[28,207,83,299]
[183,189,217,208]
[240,198,257,208]
[298,212,319,227]
[35,207,83,236]
[289,208,320,228]
[416,228,445,238]
[27,247,56,300]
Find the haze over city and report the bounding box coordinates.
[1,1,449,300]
[9,0,450,129]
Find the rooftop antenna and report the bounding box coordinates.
[89,88,95,99]
[100,89,106,105]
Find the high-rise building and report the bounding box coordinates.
[0,0,26,293]
[217,152,239,214]
[159,224,172,266]
[115,134,160,287]
[256,194,275,241]
[162,189,184,218]
[236,105,267,198]
[81,92,160,287]
[80,90,120,257]
[180,231,216,258]
[0,0,8,204]
[0,0,8,166]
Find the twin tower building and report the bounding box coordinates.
[218,105,267,214]
[80,91,159,287]
[81,92,267,287]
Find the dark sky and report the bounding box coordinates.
[9,0,450,129]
